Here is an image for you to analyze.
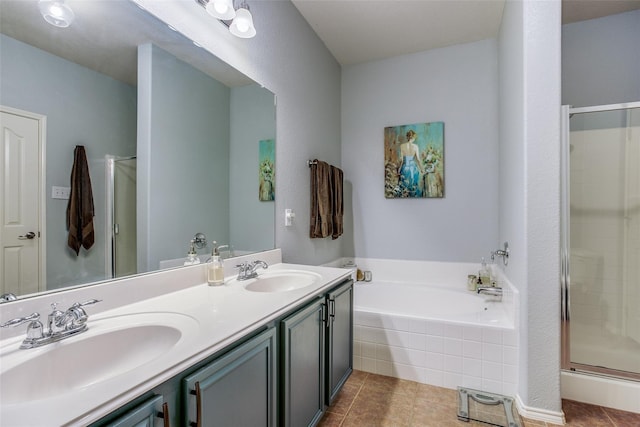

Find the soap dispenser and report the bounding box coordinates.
[184,239,201,266]
[479,257,490,285]
[207,241,224,286]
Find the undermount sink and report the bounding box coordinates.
[243,270,322,293]
[0,312,198,404]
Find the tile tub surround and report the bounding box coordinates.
[354,311,518,397]
[342,257,518,396]
[318,370,640,427]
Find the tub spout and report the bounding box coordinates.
[477,286,502,301]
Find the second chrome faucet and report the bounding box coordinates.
[236,260,269,281]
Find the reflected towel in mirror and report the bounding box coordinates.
[67,145,95,255]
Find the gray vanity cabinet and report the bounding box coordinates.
[280,279,354,427]
[326,280,354,405]
[280,297,327,427]
[101,394,167,427]
[183,326,277,427]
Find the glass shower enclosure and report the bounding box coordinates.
[561,102,640,380]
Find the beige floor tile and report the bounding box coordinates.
[321,371,636,427]
[328,382,361,416]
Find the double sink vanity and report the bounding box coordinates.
[0,250,354,426]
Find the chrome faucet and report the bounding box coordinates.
[0,299,101,349]
[477,286,503,301]
[0,292,17,303]
[236,260,269,280]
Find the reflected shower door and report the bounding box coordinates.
[565,104,640,378]
[111,157,137,278]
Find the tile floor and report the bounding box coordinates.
[318,370,640,427]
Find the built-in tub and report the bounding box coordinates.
[349,259,519,397]
[355,281,510,326]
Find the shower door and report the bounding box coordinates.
[561,102,640,380]
[106,156,137,279]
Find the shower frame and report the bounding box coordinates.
[105,155,137,280]
[560,101,640,382]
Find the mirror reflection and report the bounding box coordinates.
[0,0,276,299]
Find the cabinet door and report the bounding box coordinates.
[183,327,277,427]
[281,298,326,427]
[105,395,166,427]
[326,280,354,404]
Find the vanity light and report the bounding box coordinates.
[38,0,75,28]
[199,0,256,39]
[206,0,236,20]
[229,4,256,39]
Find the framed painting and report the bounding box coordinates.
[258,139,275,201]
[384,121,444,198]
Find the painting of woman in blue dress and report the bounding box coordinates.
[384,122,444,198]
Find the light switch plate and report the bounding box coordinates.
[52,186,70,200]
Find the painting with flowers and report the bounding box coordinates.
[384,121,444,198]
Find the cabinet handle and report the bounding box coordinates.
[189,381,202,427]
[329,298,336,325]
[157,402,170,427]
[321,303,327,325]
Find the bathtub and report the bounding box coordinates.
[355,281,511,326]
[348,259,519,397]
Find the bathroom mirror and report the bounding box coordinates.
[0,0,276,299]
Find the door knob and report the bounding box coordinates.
[18,232,36,240]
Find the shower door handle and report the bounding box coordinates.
[18,232,36,240]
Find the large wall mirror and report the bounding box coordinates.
[0,0,276,300]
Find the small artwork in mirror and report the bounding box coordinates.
[259,139,275,201]
[384,121,444,199]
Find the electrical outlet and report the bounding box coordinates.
[52,186,70,200]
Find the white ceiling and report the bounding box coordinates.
[2,0,639,83]
[291,0,640,66]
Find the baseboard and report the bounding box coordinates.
[515,394,566,425]
[561,371,640,413]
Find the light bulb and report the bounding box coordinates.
[236,19,249,33]
[38,0,75,28]
[229,7,256,38]
[205,0,236,20]
[214,3,228,14]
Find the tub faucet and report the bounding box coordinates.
[477,286,503,301]
[236,260,269,280]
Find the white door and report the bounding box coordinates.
[0,107,44,297]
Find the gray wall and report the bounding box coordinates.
[0,34,137,289]
[137,44,230,271]
[341,39,499,261]
[229,84,276,253]
[562,10,640,107]
[498,0,562,415]
[138,0,342,266]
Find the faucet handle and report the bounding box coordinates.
[1,312,40,328]
[71,299,102,308]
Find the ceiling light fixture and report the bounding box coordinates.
[198,0,256,39]
[38,0,75,28]
[229,3,256,39]
[206,0,236,20]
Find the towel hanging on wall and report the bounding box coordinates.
[309,159,344,239]
[67,145,95,255]
[330,165,343,240]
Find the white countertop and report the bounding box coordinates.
[0,262,351,427]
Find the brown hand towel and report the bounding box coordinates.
[330,165,343,240]
[310,160,333,238]
[67,145,95,255]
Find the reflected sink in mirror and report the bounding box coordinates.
[0,312,198,404]
[242,270,322,293]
